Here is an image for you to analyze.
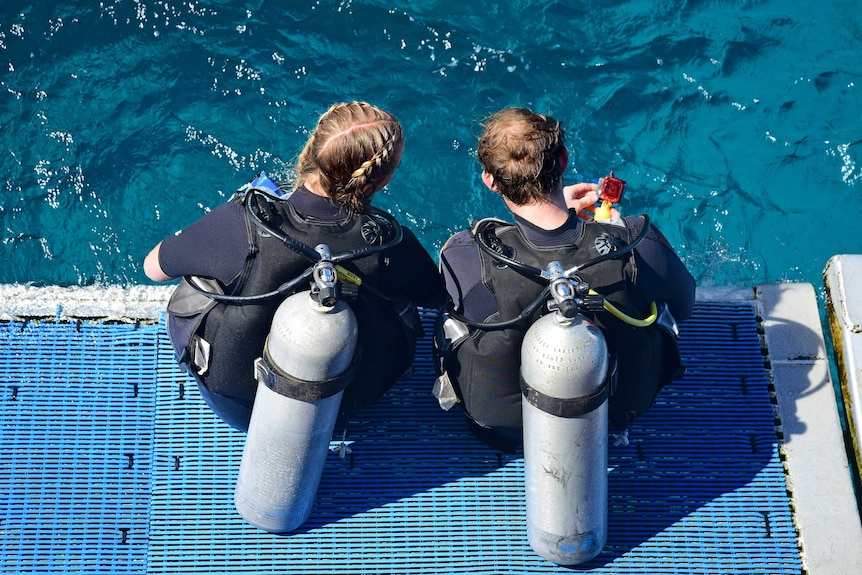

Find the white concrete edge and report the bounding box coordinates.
[0,283,174,322]
[754,281,862,575]
[0,284,755,321]
[695,286,755,301]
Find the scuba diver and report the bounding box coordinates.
[436,107,696,451]
[144,101,447,432]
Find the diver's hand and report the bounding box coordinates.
[564,183,620,220]
[564,183,598,212]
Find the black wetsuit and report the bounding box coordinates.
[439,210,695,448]
[159,186,446,431]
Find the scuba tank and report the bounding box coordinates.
[520,262,610,565]
[234,245,358,533]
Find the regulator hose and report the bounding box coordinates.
[454,215,658,330]
[185,189,403,304]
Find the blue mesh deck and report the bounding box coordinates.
[1,301,803,574]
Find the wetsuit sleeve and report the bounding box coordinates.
[439,230,499,322]
[627,218,696,321]
[158,202,251,286]
[383,227,448,309]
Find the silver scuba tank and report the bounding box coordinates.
[520,262,610,565]
[234,245,358,533]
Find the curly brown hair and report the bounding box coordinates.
[294,102,404,214]
[476,107,565,206]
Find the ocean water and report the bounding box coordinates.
[1,1,860,296]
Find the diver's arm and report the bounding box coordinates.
[439,230,499,322]
[143,242,176,282]
[153,203,250,285]
[633,225,696,322]
[384,226,448,310]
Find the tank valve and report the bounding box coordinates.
[312,244,339,307]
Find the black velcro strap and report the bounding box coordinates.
[520,371,609,418]
[254,345,360,401]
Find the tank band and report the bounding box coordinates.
[520,374,609,418]
[254,346,360,400]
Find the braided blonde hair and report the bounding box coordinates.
[294,102,404,215]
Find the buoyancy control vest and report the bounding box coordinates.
[440,217,682,432]
[481,219,642,326]
[166,191,416,426]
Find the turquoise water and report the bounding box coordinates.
[1,1,860,293]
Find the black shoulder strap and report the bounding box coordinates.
[227,197,261,296]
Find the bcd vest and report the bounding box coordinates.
[166,193,414,421]
[440,217,681,432]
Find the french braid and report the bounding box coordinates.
[294,102,403,215]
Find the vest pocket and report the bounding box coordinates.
[166,277,223,376]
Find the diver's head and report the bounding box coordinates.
[295,101,404,214]
[477,107,567,206]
